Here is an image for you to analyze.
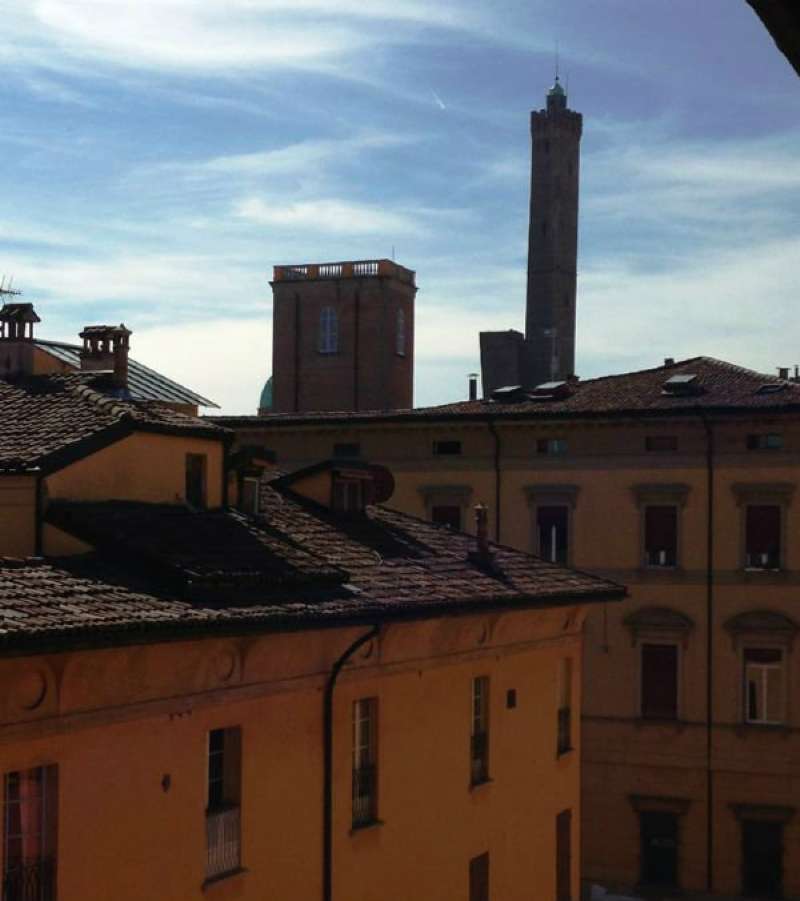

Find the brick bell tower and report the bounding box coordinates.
[525,77,583,386]
[270,259,416,414]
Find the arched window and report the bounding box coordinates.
[396,308,406,356]
[319,306,338,353]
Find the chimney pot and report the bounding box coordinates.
[664,357,675,367]
[468,373,478,402]
[474,504,490,558]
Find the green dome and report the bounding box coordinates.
[259,375,273,412]
[548,76,566,97]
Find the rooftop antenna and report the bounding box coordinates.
[0,275,21,297]
[555,39,560,82]
[391,245,396,261]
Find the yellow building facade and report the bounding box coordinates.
[1,309,622,901]
[221,356,800,898]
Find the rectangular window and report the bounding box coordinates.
[431,505,461,530]
[537,505,569,565]
[645,435,678,452]
[186,453,207,508]
[557,658,573,756]
[747,433,783,450]
[240,477,259,516]
[641,644,678,720]
[319,307,338,354]
[556,809,572,901]
[206,727,241,881]
[744,648,784,725]
[332,478,365,514]
[644,505,678,567]
[433,440,462,456]
[2,766,58,901]
[469,852,489,901]
[471,676,490,785]
[333,442,360,459]
[352,698,378,828]
[745,505,781,569]
[536,438,568,455]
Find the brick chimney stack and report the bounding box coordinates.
[79,324,131,389]
[0,302,41,378]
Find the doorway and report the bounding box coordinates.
[640,811,678,888]
[742,819,783,898]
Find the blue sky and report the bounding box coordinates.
[2,0,799,412]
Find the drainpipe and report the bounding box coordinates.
[699,410,715,893]
[487,418,502,542]
[323,624,380,901]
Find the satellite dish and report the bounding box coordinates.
[369,465,395,504]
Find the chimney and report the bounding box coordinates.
[664,357,675,367]
[794,365,800,383]
[778,366,790,381]
[468,373,478,401]
[79,324,131,390]
[474,503,490,558]
[0,302,41,378]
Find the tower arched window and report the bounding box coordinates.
[319,306,338,354]
[396,308,406,356]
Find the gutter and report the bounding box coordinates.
[487,418,502,542]
[323,624,380,901]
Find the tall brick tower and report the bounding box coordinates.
[480,78,583,397]
[525,77,583,385]
[270,259,416,413]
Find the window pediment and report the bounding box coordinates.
[724,610,798,648]
[631,483,690,507]
[732,482,795,506]
[624,606,694,647]
[524,484,580,508]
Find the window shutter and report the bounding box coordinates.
[641,644,678,719]
[746,505,780,555]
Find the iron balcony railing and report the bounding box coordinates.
[273,259,416,285]
[206,805,241,880]
[470,730,489,785]
[352,764,377,827]
[557,706,572,755]
[2,858,56,901]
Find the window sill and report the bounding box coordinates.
[557,746,575,760]
[469,777,493,792]
[735,722,790,738]
[202,867,247,891]
[350,818,383,835]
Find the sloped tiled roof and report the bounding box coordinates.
[0,485,623,648]
[35,340,218,408]
[209,357,800,428]
[0,372,226,473]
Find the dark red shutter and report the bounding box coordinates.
[645,506,677,565]
[641,644,678,719]
[469,852,489,901]
[746,506,780,557]
[432,505,462,530]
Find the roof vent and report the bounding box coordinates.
[662,373,702,396]
[491,384,528,403]
[530,380,572,401]
[757,383,788,396]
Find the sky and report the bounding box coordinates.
[2,0,799,413]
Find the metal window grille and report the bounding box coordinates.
[471,677,489,784]
[3,766,56,901]
[205,806,241,880]
[352,699,377,827]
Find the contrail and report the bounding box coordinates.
[431,89,446,110]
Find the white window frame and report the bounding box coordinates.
[319,306,338,354]
[743,647,785,726]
